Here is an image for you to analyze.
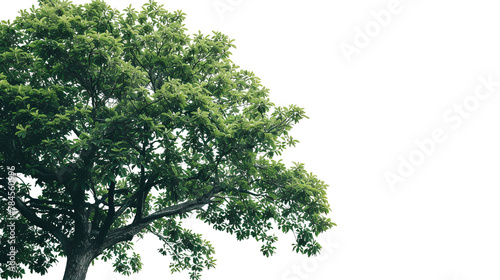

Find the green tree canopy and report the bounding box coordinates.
[0,1,334,279]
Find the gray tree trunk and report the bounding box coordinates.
[62,249,94,280]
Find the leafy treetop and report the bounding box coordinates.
[0,1,334,279]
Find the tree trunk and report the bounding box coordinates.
[62,250,94,280]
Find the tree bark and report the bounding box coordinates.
[62,249,94,280]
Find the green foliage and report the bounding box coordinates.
[152,219,216,280]
[0,0,334,279]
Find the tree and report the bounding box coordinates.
[0,0,334,279]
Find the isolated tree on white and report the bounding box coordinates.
[0,1,334,279]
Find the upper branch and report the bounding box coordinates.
[96,180,116,244]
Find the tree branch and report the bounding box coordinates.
[141,196,213,224]
[0,187,69,252]
[26,199,76,218]
[99,194,217,252]
[133,141,147,223]
[27,197,72,209]
[96,181,116,245]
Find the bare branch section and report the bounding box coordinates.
[99,195,215,252]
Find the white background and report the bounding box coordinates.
[2,0,500,279]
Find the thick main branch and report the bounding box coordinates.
[98,196,215,252]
